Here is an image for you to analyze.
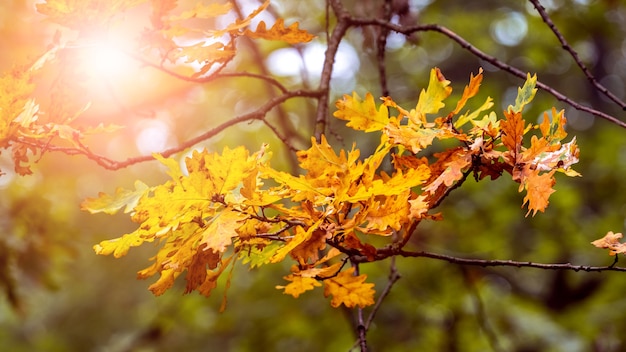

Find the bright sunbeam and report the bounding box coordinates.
[80,40,137,78]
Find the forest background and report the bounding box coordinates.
[1,0,626,351]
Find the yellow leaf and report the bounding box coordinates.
[508,73,537,113]
[277,275,321,298]
[414,67,452,124]
[452,68,484,115]
[271,220,323,263]
[93,232,150,258]
[361,191,411,234]
[81,180,151,214]
[334,92,389,132]
[323,267,375,308]
[211,0,269,37]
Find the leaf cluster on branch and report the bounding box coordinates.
[83,67,580,309]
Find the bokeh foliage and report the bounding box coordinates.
[1,0,626,351]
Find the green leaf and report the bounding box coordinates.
[509,73,537,113]
[81,180,151,214]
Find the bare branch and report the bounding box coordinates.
[395,250,626,272]
[352,261,369,352]
[347,18,626,129]
[364,257,401,330]
[20,90,322,170]
[528,0,626,111]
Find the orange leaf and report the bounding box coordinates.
[500,109,525,161]
[452,68,484,114]
[244,19,315,44]
[323,267,375,308]
[521,169,556,216]
[591,231,626,256]
[424,148,472,194]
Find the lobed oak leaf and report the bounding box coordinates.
[361,191,411,234]
[81,180,150,215]
[414,67,452,124]
[290,226,332,264]
[521,169,556,216]
[277,275,321,298]
[200,209,246,253]
[452,68,485,115]
[424,148,472,194]
[539,107,568,142]
[93,232,149,258]
[323,267,375,308]
[184,247,221,294]
[591,231,626,256]
[500,109,525,161]
[334,92,389,132]
[244,19,315,44]
[271,220,323,263]
[454,96,494,129]
[509,73,537,113]
[169,2,232,21]
[409,195,429,220]
[173,42,235,65]
[211,0,269,37]
[147,268,178,296]
[532,137,580,174]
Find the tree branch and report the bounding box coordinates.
[20,90,322,170]
[394,249,626,272]
[314,0,351,141]
[347,18,626,129]
[527,0,626,111]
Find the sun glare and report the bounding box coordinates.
[81,40,137,78]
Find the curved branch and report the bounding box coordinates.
[347,18,626,129]
[21,90,322,170]
[128,50,290,94]
[528,0,626,111]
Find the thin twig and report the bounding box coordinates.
[19,90,322,170]
[528,0,626,111]
[393,250,626,272]
[364,256,401,330]
[352,261,369,352]
[347,18,626,129]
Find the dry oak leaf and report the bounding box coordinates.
[334,92,389,132]
[323,267,375,308]
[521,169,556,217]
[277,275,322,298]
[591,231,626,256]
[244,19,315,44]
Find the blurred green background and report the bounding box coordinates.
[1,0,626,351]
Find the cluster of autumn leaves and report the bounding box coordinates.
[2,0,620,310]
[84,67,584,309]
